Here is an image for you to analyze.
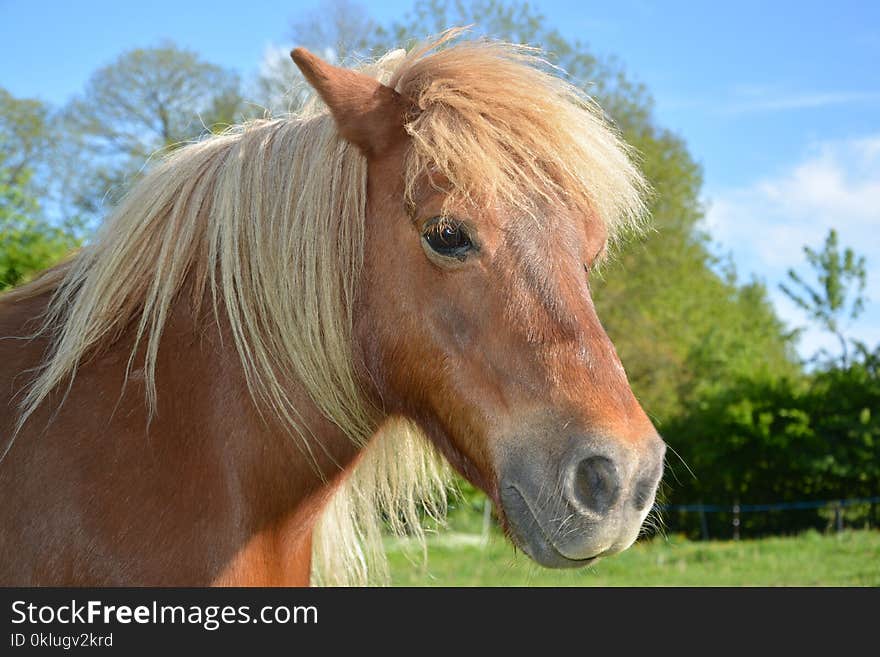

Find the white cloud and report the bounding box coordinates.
[258,42,293,81]
[704,135,880,359]
[251,42,342,115]
[250,42,304,115]
[662,89,880,115]
[726,91,880,114]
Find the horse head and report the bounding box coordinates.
[294,39,666,567]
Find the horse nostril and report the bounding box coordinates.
[633,477,659,511]
[570,456,620,515]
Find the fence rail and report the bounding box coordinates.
[659,496,880,539]
[661,496,880,513]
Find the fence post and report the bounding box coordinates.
[732,500,741,541]
[835,501,843,533]
[481,496,492,546]
[698,501,709,541]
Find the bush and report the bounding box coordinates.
[663,346,880,537]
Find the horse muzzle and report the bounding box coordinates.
[498,433,665,568]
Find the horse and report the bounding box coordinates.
[0,32,665,586]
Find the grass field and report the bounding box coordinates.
[385,528,880,586]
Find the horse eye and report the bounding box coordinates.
[422,217,474,259]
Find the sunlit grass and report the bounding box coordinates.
[386,528,880,586]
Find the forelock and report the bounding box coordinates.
[370,30,650,246]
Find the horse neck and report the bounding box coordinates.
[146,285,366,529]
[1,282,364,585]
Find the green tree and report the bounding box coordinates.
[290,0,381,63]
[0,88,54,198]
[61,43,247,219]
[254,0,382,114]
[780,228,867,367]
[0,89,82,290]
[0,152,81,290]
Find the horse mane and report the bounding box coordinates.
[10,31,647,585]
[392,32,647,235]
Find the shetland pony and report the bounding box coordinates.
[0,32,665,585]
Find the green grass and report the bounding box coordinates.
[386,528,880,586]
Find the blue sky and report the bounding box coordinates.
[2,0,879,358]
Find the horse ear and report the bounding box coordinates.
[290,47,408,157]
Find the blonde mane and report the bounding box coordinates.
[13,32,647,586]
